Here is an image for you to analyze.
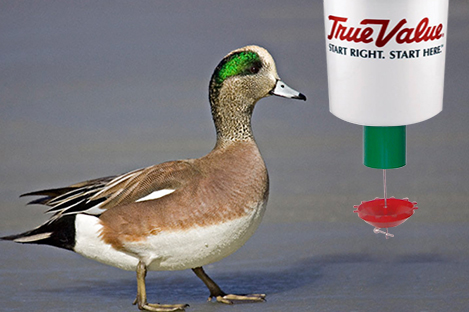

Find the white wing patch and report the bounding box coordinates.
[135,189,176,203]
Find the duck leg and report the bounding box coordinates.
[192,266,266,304]
[134,261,189,312]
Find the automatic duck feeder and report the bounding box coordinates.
[323,0,448,237]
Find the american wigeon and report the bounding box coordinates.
[2,45,306,311]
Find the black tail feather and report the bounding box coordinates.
[1,215,77,251]
[21,187,78,205]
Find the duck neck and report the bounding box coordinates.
[210,93,256,147]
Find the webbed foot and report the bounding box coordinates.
[192,267,266,305]
[134,300,188,312]
[135,261,189,311]
[209,293,266,304]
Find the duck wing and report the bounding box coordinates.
[21,160,198,220]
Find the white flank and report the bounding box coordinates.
[74,214,139,271]
[74,200,267,272]
[135,189,176,202]
[126,200,267,271]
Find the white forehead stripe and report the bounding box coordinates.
[135,189,176,202]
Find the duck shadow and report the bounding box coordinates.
[38,255,323,303]
[39,251,447,304]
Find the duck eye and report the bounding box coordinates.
[249,65,260,74]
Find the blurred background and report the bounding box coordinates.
[1,1,468,311]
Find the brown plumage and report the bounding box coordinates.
[99,141,268,250]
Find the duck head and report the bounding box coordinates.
[209,45,306,143]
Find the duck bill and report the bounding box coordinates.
[269,80,306,101]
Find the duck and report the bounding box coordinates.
[1,45,306,311]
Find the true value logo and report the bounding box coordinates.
[326,15,445,59]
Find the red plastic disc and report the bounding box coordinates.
[354,197,418,228]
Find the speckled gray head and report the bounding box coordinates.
[209,45,306,143]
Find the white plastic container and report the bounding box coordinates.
[324,0,448,126]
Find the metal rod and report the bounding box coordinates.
[383,169,387,208]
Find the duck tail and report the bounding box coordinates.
[1,215,76,251]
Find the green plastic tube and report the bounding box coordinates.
[363,126,406,169]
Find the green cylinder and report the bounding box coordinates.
[363,126,406,169]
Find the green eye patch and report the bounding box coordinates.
[213,51,262,85]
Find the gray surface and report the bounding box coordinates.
[1,1,468,311]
